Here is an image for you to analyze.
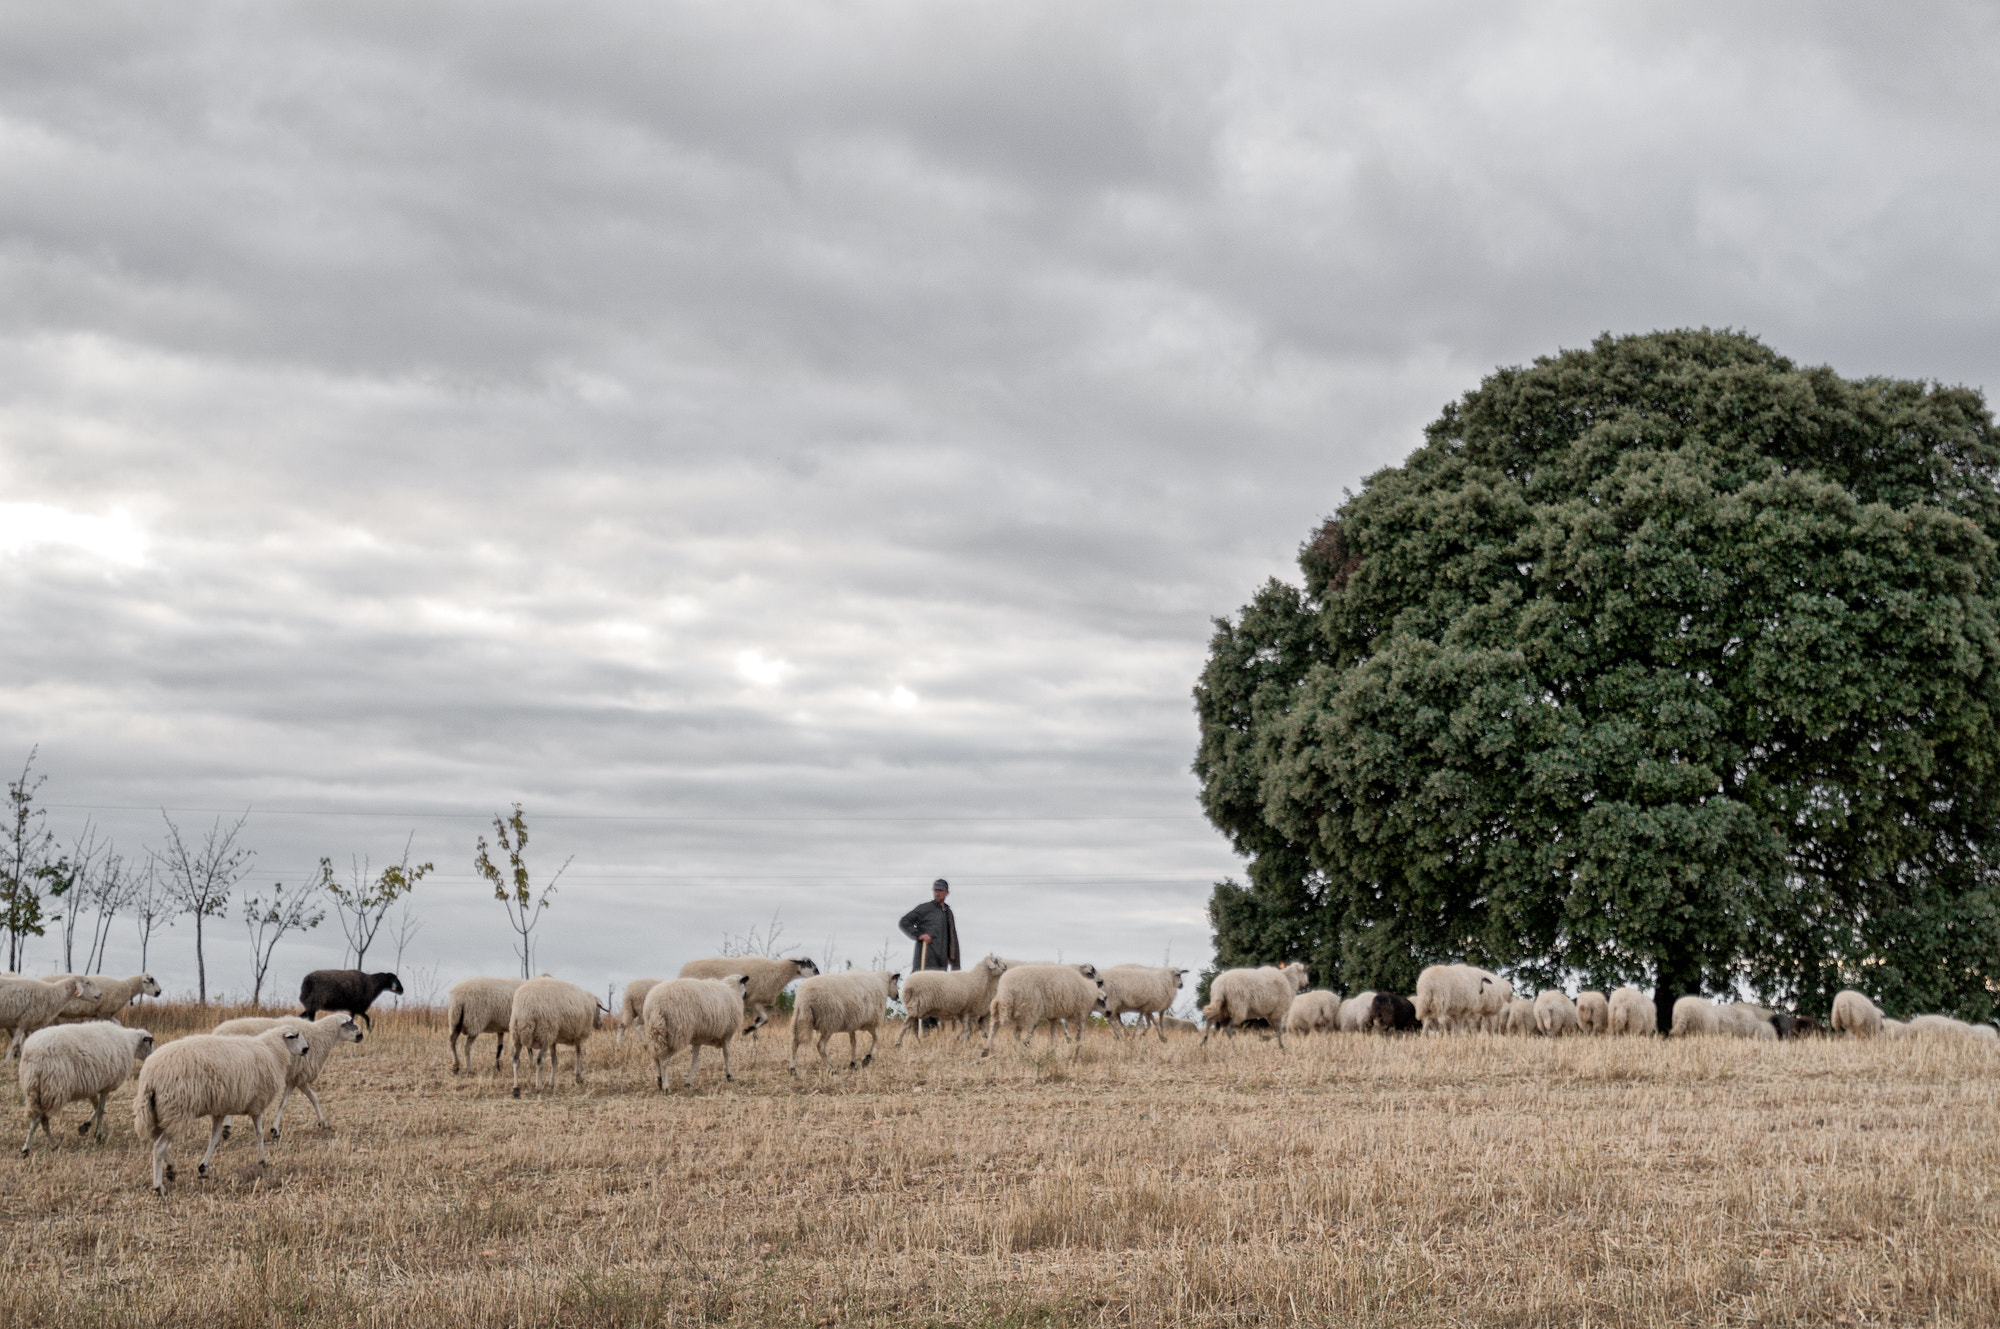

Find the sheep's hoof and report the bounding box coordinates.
[164,1164,176,1181]
[267,1129,280,1142]
[197,1163,209,1178]
[17,1144,27,1158]
[220,1124,231,1141]
[77,1123,91,1137]
[511,1087,521,1099]
[861,1054,873,1066]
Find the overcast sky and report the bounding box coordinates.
[3,2,1998,1003]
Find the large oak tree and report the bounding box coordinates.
[1195,331,2000,1026]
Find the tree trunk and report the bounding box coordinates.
[194,911,207,1004]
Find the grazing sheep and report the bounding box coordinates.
[1362,992,1419,1033]
[616,978,660,1044]
[1718,1003,1777,1040]
[42,973,163,1023]
[643,974,749,1091]
[1831,990,1885,1039]
[298,969,404,1030]
[1336,991,1378,1032]
[1771,1013,1827,1039]
[676,956,821,1035]
[19,1022,154,1155]
[1881,1017,1909,1040]
[1284,990,1343,1036]
[508,977,606,1098]
[1099,965,1189,1042]
[1608,987,1656,1036]
[1201,963,1310,1049]
[1159,1016,1200,1034]
[1500,997,1539,1035]
[792,970,902,1074]
[1415,964,1506,1033]
[1670,996,1721,1036]
[133,1026,309,1194]
[898,955,1009,1046]
[1,976,100,1062]
[1906,1014,1998,1041]
[982,964,1107,1053]
[1575,991,1610,1035]
[1534,990,1580,1037]
[211,1013,363,1139]
[447,976,525,1074]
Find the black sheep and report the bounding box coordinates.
[1363,991,1420,1033]
[299,969,404,1029]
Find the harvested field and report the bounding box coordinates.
[6,1002,2000,1326]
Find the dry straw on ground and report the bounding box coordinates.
[5,1000,1999,1326]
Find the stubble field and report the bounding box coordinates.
[4,1001,1998,1328]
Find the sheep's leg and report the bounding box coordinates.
[846,1030,859,1070]
[818,1032,834,1074]
[20,1111,44,1156]
[267,1086,293,1140]
[572,1041,585,1086]
[860,1027,877,1067]
[493,1032,506,1072]
[789,1025,806,1076]
[687,1044,701,1089]
[896,1013,916,1048]
[720,1038,733,1083]
[151,1135,172,1193]
[1153,1013,1167,1044]
[511,1039,524,1098]
[251,1111,271,1167]
[88,1094,110,1143]
[197,1117,226,1178]
[450,1032,463,1073]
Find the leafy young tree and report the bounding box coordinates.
[242,859,331,1006]
[153,811,254,1003]
[473,804,569,979]
[326,836,434,969]
[1,748,67,970]
[1195,331,2000,1026]
[81,843,141,975]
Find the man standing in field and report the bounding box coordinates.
[900,878,960,973]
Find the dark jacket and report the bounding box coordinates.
[898,898,960,972]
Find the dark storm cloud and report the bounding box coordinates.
[2,1,1997,996]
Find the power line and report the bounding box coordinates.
[47,803,1207,823]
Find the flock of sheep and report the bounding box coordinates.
[3,954,1992,1197]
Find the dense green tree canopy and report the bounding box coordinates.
[1195,331,2000,1024]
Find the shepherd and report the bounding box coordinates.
[899,878,960,974]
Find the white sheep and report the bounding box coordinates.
[1159,1015,1200,1034]
[42,972,163,1023]
[1880,1017,1908,1039]
[508,976,606,1098]
[616,978,661,1044]
[677,955,821,1035]
[898,955,1010,1046]
[1500,997,1539,1035]
[19,1021,154,1154]
[1469,967,1512,1031]
[212,1013,363,1139]
[1099,964,1188,1042]
[1534,989,1580,1037]
[1,976,100,1061]
[1831,989,1885,1038]
[1575,991,1610,1035]
[643,974,749,1091]
[1415,964,1504,1033]
[447,976,526,1074]
[1284,990,1342,1036]
[133,1026,309,1193]
[791,970,901,1074]
[1670,995,1721,1036]
[1607,987,1656,1036]
[1905,1014,1997,1041]
[1717,1003,1776,1040]
[982,964,1108,1053]
[1336,991,1378,1032]
[1200,962,1310,1048]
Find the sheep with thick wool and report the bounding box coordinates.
[1608,987,1656,1036]
[1718,1003,1777,1040]
[447,976,525,1073]
[1906,1014,1999,1041]
[1575,991,1610,1035]
[1201,963,1309,1048]
[898,955,1009,1046]
[1881,1017,1909,1039]
[133,1026,308,1194]
[792,970,901,1073]
[212,1013,363,1139]
[19,1021,154,1155]
[1670,996,1721,1036]
[1500,997,1539,1036]
[1336,991,1377,1032]
[982,964,1106,1053]
[1415,964,1507,1033]
[508,976,605,1098]
[1284,990,1342,1036]
[1,976,100,1062]
[677,955,821,1035]
[43,973,162,1023]
[1099,964,1188,1042]
[1535,990,1580,1037]
[643,974,748,1091]
[1831,990,1885,1038]
[616,978,660,1044]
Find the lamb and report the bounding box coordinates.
[982,964,1107,1053]
[1362,991,1419,1032]
[1336,991,1378,1032]
[616,978,660,1044]
[447,976,525,1073]
[1284,990,1343,1036]
[1,976,100,1061]
[211,1013,363,1138]
[1200,963,1310,1048]
[1534,990,1580,1037]
[508,976,606,1098]
[19,1022,154,1154]
[1500,997,1539,1035]
[676,955,821,1035]
[42,972,162,1022]
[298,969,404,1030]
[1575,991,1610,1035]
[643,974,749,1090]
[897,955,1009,1046]
[792,970,901,1073]
[1098,964,1189,1042]
[1607,987,1657,1036]
[1830,990,1885,1038]
[1670,996,1720,1036]
[1414,964,1503,1033]
[133,1025,309,1194]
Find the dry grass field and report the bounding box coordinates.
[5,1000,1999,1327]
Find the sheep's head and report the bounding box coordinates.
[138,975,162,998]
[1075,963,1099,980]
[282,1029,309,1058]
[726,974,751,995]
[75,979,103,1001]
[132,1032,156,1060]
[885,973,902,1000]
[792,957,821,978]
[378,973,406,996]
[1172,969,1188,987]
[337,1018,364,1044]
[980,955,1007,978]
[1282,963,1310,991]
